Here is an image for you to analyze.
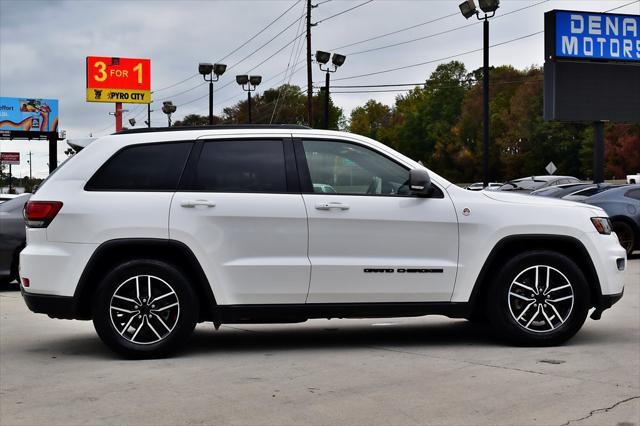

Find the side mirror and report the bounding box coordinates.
[409,169,433,197]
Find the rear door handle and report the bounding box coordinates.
[180,200,216,208]
[315,202,350,211]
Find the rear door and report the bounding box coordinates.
[295,138,459,303]
[169,136,310,305]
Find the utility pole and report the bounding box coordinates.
[28,151,32,179]
[306,0,314,127]
[147,102,151,128]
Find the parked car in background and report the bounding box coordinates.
[497,176,581,194]
[627,173,639,184]
[0,194,21,203]
[465,182,502,191]
[531,183,619,202]
[0,193,30,285]
[582,185,640,256]
[530,183,591,198]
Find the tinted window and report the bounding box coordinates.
[87,142,192,191]
[302,140,410,196]
[191,140,286,193]
[625,188,640,201]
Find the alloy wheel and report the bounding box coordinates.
[507,265,574,333]
[109,275,180,345]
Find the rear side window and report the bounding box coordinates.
[625,188,640,201]
[190,140,287,193]
[86,142,192,191]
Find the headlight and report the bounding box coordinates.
[591,217,612,235]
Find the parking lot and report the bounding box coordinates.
[0,257,638,426]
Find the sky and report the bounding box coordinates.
[1,0,638,178]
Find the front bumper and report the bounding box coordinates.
[591,291,624,320]
[21,288,77,320]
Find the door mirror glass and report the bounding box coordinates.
[409,169,433,196]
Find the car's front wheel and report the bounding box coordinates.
[92,259,198,358]
[488,250,590,346]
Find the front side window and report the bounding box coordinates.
[87,142,192,191]
[302,140,410,196]
[191,140,287,193]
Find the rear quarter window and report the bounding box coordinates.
[624,188,640,201]
[86,142,193,191]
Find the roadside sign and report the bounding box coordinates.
[546,161,557,175]
[86,56,151,104]
[0,97,59,135]
[0,152,20,165]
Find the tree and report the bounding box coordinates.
[348,100,393,144]
[173,114,221,127]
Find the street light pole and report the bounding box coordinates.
[324,71,330,130]
[483,17,489,189]
[315,51,346,130]
[236,75,262,124]
[459,0,499,188]
[161,101,177,128]
[199,63,227,126]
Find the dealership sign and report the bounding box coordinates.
[551,11,640,62]
[0,152,20,165]
[86,56,151,104]
[0,97,59,134]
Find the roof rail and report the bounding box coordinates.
[114,124,311,135]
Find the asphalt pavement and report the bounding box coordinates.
[1,257,638,426]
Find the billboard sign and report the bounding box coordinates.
[548,11,640,62]
[0,152,20,165]
[0,97,59,134]
[86,56,151,104]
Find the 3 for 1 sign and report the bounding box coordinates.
[86,57,151,104]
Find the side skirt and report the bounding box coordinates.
[217,302,471,324]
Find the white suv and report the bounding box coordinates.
[20,125,626,358]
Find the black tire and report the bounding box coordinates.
[92,259,199,359]
[487,250,590,346]
[612,221,636,256]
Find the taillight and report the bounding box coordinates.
[24,201,63,228]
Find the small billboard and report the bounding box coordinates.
[86,56,151,104]
[0,152,20,165]
[0,97,59,135]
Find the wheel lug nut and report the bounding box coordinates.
[138,315,142,318]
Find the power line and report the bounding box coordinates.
[347,0,549,56]
[227,12,306,72]
[332,30,544,82]
[605,0,639,12]
[217,0,302,63]
[314,0,374,25]
[153,74,199,94]
[332,12,459,51]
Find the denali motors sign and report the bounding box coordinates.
[544,10,640,123]
[0,152,20,165]
[553,11,640,61]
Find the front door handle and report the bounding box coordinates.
[180,200,216,208]
[315,202,350,211]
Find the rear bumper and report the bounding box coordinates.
[21,289,77,320]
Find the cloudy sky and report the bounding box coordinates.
[1,0,638,178]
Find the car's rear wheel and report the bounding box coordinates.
[487,250,590,346]
[92,259,198,358]
[612,221,635,256]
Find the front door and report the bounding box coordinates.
[297,139,458,303]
